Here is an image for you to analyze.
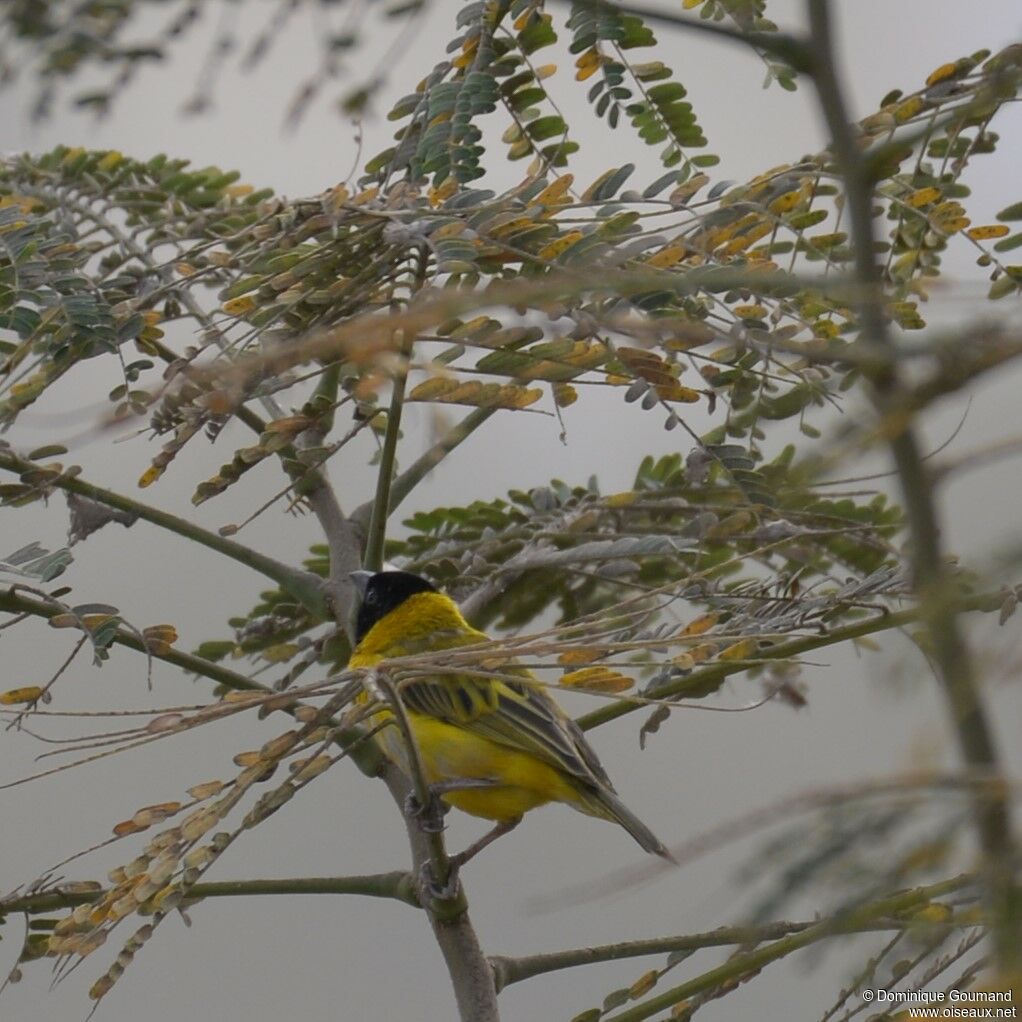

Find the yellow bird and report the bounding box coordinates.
[349,569,672,864]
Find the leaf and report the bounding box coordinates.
[966,224,1010,240]
[644,243,688,268]
[408,378,542,409]
[529,175,574,208]
[143,624,178,655]
[0,686,43,705]
[616,347,701,402]
[717,638,759,661]
[679,613,718,637]
[537,230,584,260]
[557,647,604,665]
[629,969,659,998]
[560,666,634,693]
[906,186,942,208]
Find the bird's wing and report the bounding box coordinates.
[399,659,612,789]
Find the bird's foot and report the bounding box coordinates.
[449,817,521,870]
[419,859,461,902]
[404,790,449,833]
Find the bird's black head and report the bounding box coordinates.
[352,570,438,643]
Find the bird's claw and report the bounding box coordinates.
[419,859,460,902]
[404,790,448,833]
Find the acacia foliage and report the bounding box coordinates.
[0,1,1021,1017]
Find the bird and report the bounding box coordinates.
[348,568,673,865]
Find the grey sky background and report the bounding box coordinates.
[2,2,1021,1020]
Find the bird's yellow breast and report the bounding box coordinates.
[378,711,581,822]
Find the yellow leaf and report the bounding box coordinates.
[932,200,965,220]
[187,780,225,800]
[352,186,380,205]
[560,666,633,694]
[97,150,123,171]
[682,0,704,7]
[432,221,467,239]
[81,613,117,632]
[680,613,718,637]
[925,62,958,86]
[644,243,688,268]
[262,643,299,663]
[537,230,584,260]
[0,686,43,705]
[768,189,803,214]
[452,36,479,69]
[112,818,147,837]
[0,193,44,212]
[221,295,257,316]
[604,491,635,507]
[226,182,254,199]
[893,96,925,122]
[408,377,456,402]
[132,801,181,827]
[669,172,709,206]
[142,624,178,654]
[938,216,970,234]
[912,903,953,924]
[429,177,459,207]
[575,48,600,72]
[292,753,333,782]
[659,383,701,403]
[733,304,767,319]
[629,970,659,999]
[535,63,557,80]
[717,638,758,661]
[906,186,942,208]
[530,175,575,208]
[548,381,575,406]
[557,647,603,665]
[261,730,300,758]
[966,224,1010,241]
[689,642,717,664]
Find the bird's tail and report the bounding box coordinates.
[585,785,676,863]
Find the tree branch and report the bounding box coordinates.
[0,448,327,618]
[805,0,1020,971]
[600,874,974,1022]
[351,406,496,532]
[0,588,386,778]
[0,587,268,694]
[291,362,365,629]
[2,871,420,915]
[576,591,1000,732]
[490,872,973,990]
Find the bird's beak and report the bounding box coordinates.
[349,570,374,597]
